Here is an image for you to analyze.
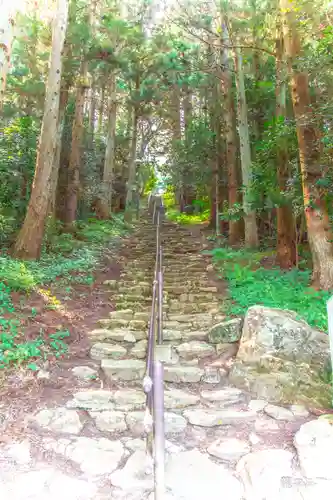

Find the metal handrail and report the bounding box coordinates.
[143,194,165,500]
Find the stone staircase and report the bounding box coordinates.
[89,215,231,388]
[1,211,331,500]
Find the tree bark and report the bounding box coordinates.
[88,82,96,143]
[124,75,140,222]
[87,0,97,144]
[183,85,194,206]
[208,68,221,234]
[221,25,242,244]
[171,86,183,210]
[275,24,296,268]
[97,73,117,218]
[97,83,105,135]
[124,104,139,222]
[48,85,69,216]
[64,69,87,226]
[281,0,333,289]
[13,0,69,259]
[232,44,259,247]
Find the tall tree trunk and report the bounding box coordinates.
[171,86,182,209]
[281,0,333,289]
[65,68,87,226]
[97,73,117,218]
[209,116,218,232]
[208,69,221,234]
[221,26,242,244]
[65,0,93,228]
[55,90,73,221]
[88,82,96,143]
[13,0,69,259]
[232,45,259,248]
[48,85,69,216]
[183,85,194,206]
[275,24,296,268]
[170,84,185,212]
[124,104,139,222]
[183,84,192,136]
[0,10,14,112]
[49,38,73,218]
[97,83,105,135]
[118,101,132,201]
[87,0,97,145]
[124,75,140,222]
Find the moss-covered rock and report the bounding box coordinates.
[208,318,243,344]
[229,306,332,408]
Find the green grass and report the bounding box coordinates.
[207,247,330,332]
[0,216,129,291]
[0,280,71,368]
[0,215,130,369]
[167,208,210,225]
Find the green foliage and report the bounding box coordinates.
[143,166,157,195]
[0,116,38,233]
[252,117,300,212]
[168,208,210,224]
[0,216,128,292]
[163,188,176,209]
[170,119,215,192]
[0,280,69,368]
[220,202,243,223]
[209,247,329,332]
[0,258,36,292]
[0,214,130,370]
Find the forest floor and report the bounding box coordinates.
[0,215,131,437]
[0,208,331,499]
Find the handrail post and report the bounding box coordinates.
[153,360,165,500]
[153,202,156,224]
[157,245,163,345]
[143,194,165,498]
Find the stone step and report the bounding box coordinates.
[163,252,200,258]
[164,266,205,271]
[89,328,146,343]
[117,295,154,304]
[115,303,153,314]
[166,304,220,315]
[166,303,215,314]
[169,292,218,302]
[91,340,147,360]
[163,280,213,287]
[164,274,207,280]
[101,358,146,381]
[166,313,225,329]
[99,358,228,385]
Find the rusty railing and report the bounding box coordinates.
[143,194,165,499]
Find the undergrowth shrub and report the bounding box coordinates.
[0,281,70,368]
[167,208,210,224]
[0,215,130,369]
[0,215,129,292]
[208,247,329,332]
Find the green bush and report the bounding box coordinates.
[208,247,330,332]
[167,208,210,224]
[163,188,176,209]
[0,215,129,292]
[0,214,131,369]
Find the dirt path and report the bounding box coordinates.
[0,210,330,499]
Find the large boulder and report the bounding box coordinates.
[229,306,331,408]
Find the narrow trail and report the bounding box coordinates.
[0,209,327,499]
